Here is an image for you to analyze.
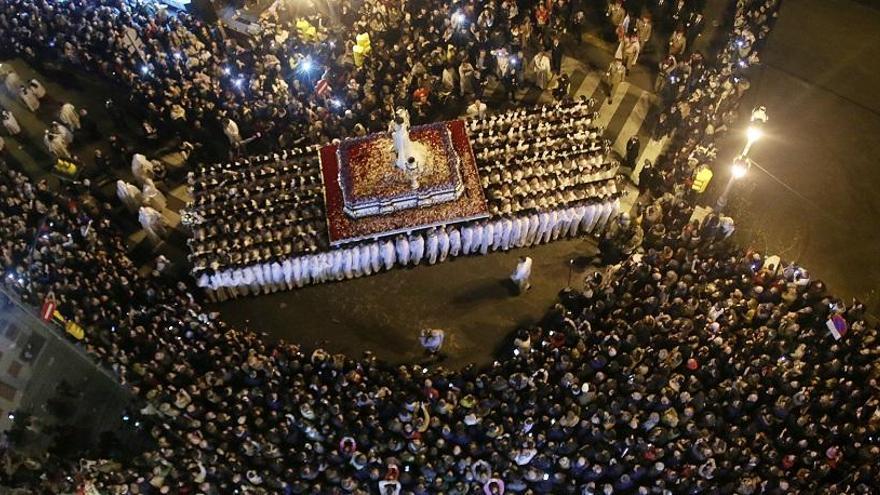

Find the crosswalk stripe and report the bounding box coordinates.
[611,91,653,155]
[574,71,602,102]
[594,81,630,129]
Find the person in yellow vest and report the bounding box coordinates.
[692,164,713,193]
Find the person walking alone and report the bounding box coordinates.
[510,256,533,294]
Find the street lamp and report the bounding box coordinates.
[716,156,750,211]
[743,125,763,155]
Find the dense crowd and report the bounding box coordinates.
[3,153,879,493]
[7,0,876,494]
[0,0,713,163]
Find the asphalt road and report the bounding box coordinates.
[714,0,880,309]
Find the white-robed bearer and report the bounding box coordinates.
[3,69,22,94]
[44,130,71,159]
[438,227,450,262]
[448,226,461,257]
[605,58,626,103]
[532,50,552,90]
[138,206,167,244]
[131,153,155,185]
[369,242,382,273]
[342,247,353,279]
[1,110,20,136]
[282,258,295,289]
[410,232,425,266]
[381,239,396,271]
[28,78,46,99]
[50,121,74,146]
[425,228,439,265]
[223,117,243,148]
[351,245,363,277]
[116,179,142,212]
[142,178,167,211]
[510,256,533,294]
[481,221,493,255]
[359,244,372,276]
[396,235,410,267]
[461,223,474,255]
[59,102,81,130]
[19,85,39,112]
[270,260,284,292]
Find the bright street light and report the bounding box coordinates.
[746,125,763,146]
[731,159,748,179]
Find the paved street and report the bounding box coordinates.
[710,0,880,309]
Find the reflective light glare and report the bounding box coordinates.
[139,65,150,75]
[233,77,244,88]
[731,161,748,179]
[222,66,231,75]
[453,12,465,24]
[746,126,763,144]
[330,98,342,108]
[300,58,314,73]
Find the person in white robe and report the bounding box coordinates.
[1,110,20,136]
[536,212,550,245]
[142,178,167,211]
[28,79,46,99]
[461,224,474,255]
[131,154,155,185]
[532,51,552,90]
[223,118,243,148]
[425,229,439,264]
[500,218,512,250]
[4,70,22,94]
[481,222,493,254]
[396,235,410,267]
[311,254,324,283]
[283,258,295,289]
[583,204,599,233]
[138,206,167,243]
[492,220,504,251]
[359,244,371,276]
[44,130,71,159]
[299,256,311,286]
[116,180,143,212]
[241,265,257,295]
[570,206,585,237]
[271,261,284,292]
[59,103,81,130]
[381,240,396,271]
[410,233,425,266]
[251,264,265,294]
[343,248,353,279]
[438,228,450,262]
[19,86,39,112]
[332,250,345,281]
[51,122,74,146]
[448,227,461,257]
[596,200,619,233]
[510,256,533,294]
[233,268,249,297]
[527,214,540,246]
[369,242,381,273]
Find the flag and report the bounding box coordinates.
[315,78,331,97]
[40,299,56,322]
[826,314,848,340]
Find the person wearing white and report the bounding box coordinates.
[1,110,20,136]
[142,178,167,211]
[333,250,345,281]
[283,258,294,289]
[59,102,81,130]
[438,227,450,262]
[570,205,586,237]
[353,244,365,277]
[381,239,395,271]
[596,200,618,233]
[526,214,540,246]
[510,256,533,294]
[234,268,250,297]
[461,224,474,255]
[510,217,522,249]
[343,248,353,279]
[4,70,22,94]
[131,154,155,185]
[295,257,307,288]
[410,233,425,266]
[252,264,265,294]
[28,78,46,99]
[425,229,439,265]
[491,220,504,251]
[369,242,381,273]
[550,210,562,241]
[537,211,551,245]
[310,254,324,283]
[481,222,493,255]
[499,217,512,250]
[584,204,600,233]
[223,118,243,148]
[52,122,74,146]
[19,86,39,112]
[472,223,484,255]
[449,227,461,257]
[116,180,142,212]
[138,206,167,243]
[271,260,284,292]
[396,235,410,267]
[44,131,71,159]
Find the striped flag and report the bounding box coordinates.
[315,78,331,97]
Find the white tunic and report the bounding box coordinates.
[370,242,382,273]
[396,237,410,267]
[437,229,450,262]
[449,228,461,257]
[481,223,493,254]
[343,248,354,279]
[410,235,425,265]
[381,240,395,271]
[426,231,439,264]
[461,225,474,255]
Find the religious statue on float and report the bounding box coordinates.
[388,107,427,188]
